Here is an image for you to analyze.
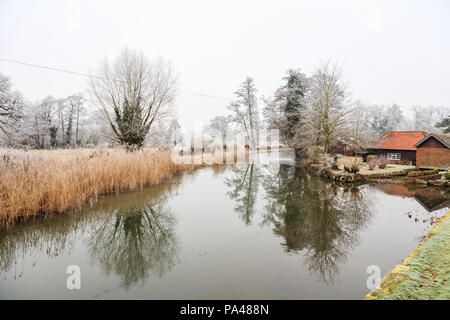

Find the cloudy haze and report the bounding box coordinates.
[1,0,449,131]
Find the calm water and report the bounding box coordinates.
[0,152,448,299]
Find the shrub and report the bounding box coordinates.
[367,155,376,161]
[343,158,361,173]
[407,171,420,177]
[444,172,450,180]
[376,155,388,169]
[407,169,439,177]
[368,159,377,171]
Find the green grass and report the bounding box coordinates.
[366,212,450,300]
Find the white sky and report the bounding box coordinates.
[1,0,450,131]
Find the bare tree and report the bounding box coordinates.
[0,73,24,139]
[413,105,450,132]
[25,96,56,148]
[89,48,178,150]
[65,94,85,146]
[227,77,259,147]
[204,115,232,139]
[303,62,350,154]
[346,101,375,149]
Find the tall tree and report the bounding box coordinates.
[227,77,259,147]
[204,115,232,139]
[22,96,56,149]
[264,69,308,157]
[166,118,181,146]
[346,101,375,148]
[65,101,74,146]
[305,62,350,154]
[66,93,86,146]
[385,103,405,131]
[412,105,450,132]
[0,73,24,139]
[89,48,178,150]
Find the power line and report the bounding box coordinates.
[0,57,233,101]
[0,57,103,80]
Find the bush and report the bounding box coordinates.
[376,155,388,169]
[407,169,439,177]
[367,155,376,161]
[407,171,419,177]
[368,159,377,171]
[343,158,361,173]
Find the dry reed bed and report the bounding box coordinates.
[0,149,201,226]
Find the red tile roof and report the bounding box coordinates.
[368,131,429,151]
[414,132,450,148]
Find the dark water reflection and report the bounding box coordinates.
[225,163,260,225]
[0,153,448,299]
[87,201,178,289]
[261,165,373,283]
[0,177,182,291]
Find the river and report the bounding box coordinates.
[0,152,448,299]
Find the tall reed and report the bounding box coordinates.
[0,149,199,226]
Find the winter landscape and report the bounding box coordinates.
[0,0,449,306]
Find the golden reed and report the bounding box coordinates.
[0,148,202,227]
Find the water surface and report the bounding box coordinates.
[1,152,448,299]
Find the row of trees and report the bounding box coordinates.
[203,61,450,158]
[0,78,108,149]
[2,52,449,151]
[0,49,179,149]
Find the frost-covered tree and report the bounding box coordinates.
[165,118,181,146]
[264,69,308,151]
[385,103,405,131]
[21,96,57,149]
[204,115,232,139]
[0,73,24,140]
[65,94,85,146]
[413,105,450,132]
[227,77,259,147]
[367,105,389,137]
[346,101,375,148]
[303,62,350,154]
[89,48,178,150]
[17,94,88,149]
[436,116,450,133]
[367,103,408,136]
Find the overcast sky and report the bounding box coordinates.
[1,0,449,131]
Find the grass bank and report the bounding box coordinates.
[0,148,203,227]
[365,211,450,300]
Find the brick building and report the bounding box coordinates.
[414,133,450,169]
[367,131,429,165]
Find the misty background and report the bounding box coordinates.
[1,0,450,132]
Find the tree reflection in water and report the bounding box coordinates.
[0,177,182,287]
[225,162,260,225]
[87,200,178,289]
[261,164,373,283]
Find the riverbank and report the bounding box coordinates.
[0,148,205,227]
[365,211,450,300]
[307,161,449,187]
